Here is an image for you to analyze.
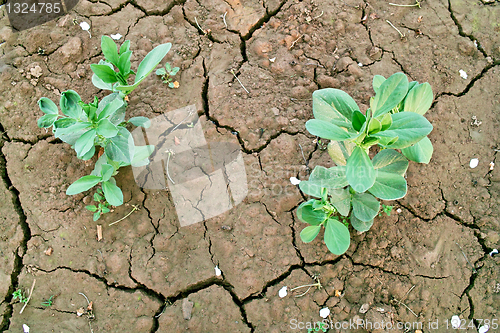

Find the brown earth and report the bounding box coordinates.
[0,0,499,332]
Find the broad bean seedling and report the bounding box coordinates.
[37,36,172,220]
[297,73,434,255]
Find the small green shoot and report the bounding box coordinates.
[380,204,393,217]
[41,295,55,307]
[308,321,328,333]
[86,188,112,221]
[156,63,180,88]
[12,289,28,304]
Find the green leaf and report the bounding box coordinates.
[373,112,433,149]
[97,93,126,125]
[350,215,374,232]
[352,110,366,132]
[300,225,321,243]
[296,199,327,225]
[380,113,392,131]
[94,192,103,201]
[54,118,76,129]
[60,90,83,119]
[299,166,348,197]
[371,73,409,118]
[327,141,355,166]
[81,145,96,160]
[367,118,382,134]
[93,211,101,221]
[346,147,376,193]
[86,205,98,212]
[130,145,154,167]
[306,119,354,141]
[117,50,132,77]
[38,97,59,115]
[54,122,91,146]
[37,114,58,128]
[351,192,380,222]
[372,149,409,176]
[312,88,360,122]
[329,187,351,216]
[97,96,124,121]
[403,82,433,115]
[171,67,180,76]
[372,75,386,94]
[102,180,123,206]
[128,116,151,128]
[369,171,407,200]
[101,206,110,213]
[324,218,350,255]
[135,43,172,83]
[156,68,166,76]
[401,136,433,164]
[66,175,102,195]
[92,73,114,91]
[105,127,134,163]
[90,64,118,84]
[75,129,97,158]
[97,118,119,138]
[119,40,130,55]
[100,163,114,182]
[101,35,120,66]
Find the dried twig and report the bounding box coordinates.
[165,150,175,184]
[386,20,406,39]
[391,285,417,317]
[289,34,303,49]
[313,11,324,19]
[20,279,36,314]
[230,69,250,93]
[108,205,140,226]
[194,17,206,35]
[389,1,421,8]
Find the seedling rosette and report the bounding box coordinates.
[297,73,434,255]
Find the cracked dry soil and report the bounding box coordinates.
[0,0,499,332]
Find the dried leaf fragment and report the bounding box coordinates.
[96,225,103,241]
[174,136,181,145]
[334,290,342,297]
[44,247,53,256]
[76,307,85,317]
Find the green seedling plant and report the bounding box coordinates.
[380,204,393,217]
[156,62,180,88]
[37,36,172,220]
[41,295,54,307]
[308,322,328,333]
[297,72,434,255]
[12,289,28,304]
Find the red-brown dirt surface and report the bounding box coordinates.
[0,0,499,332]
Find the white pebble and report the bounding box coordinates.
[470,158,479,168]
[215,266,222,276]
[358,62,363,67]
[23,324,30,333]
[278,286,287,298]
[269,57,276,63]
[479,325,490,333]
[110,33,122,40]
[290,177,301,185]
[459,69,468,79]
[489,249,498,256]
[79,22,90,31]
[319,307,330,318]
[451,315,461,329]
[489,162,495,170]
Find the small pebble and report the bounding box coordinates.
[278,286,287,298]
[451,315,461,329]
[470,158,479,168]
[459,69,468,79]
[319,307,330,318]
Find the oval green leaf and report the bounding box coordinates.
[37,114,58,128]
[100,163,114,182]
[350,215,374,232]
[401,136,433,164]
[312,88,360,122]
[351,192,380,222]
[403,82,433,115]
[324,218,350,255]
[128,116,151,128]
[372,149,409,176]
[60,90,82,119]
[97,118,119,138]
[369,171,407,200]
[371,73,409,118]
[135,43,172,84]
[102,180,124,206]
[75,129,97,158]
[66,175,102,195]
[90,64,118,84]
[300,225,321,243]
[306,119,354,141]
[296,199,327,225]
[38,97,58,115]
[346,146,376,193]
[373,112,433,149]
[101,35,119,66]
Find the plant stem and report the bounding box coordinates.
[166,150,175,184]
[386,20,406,39]
[230,69,249,93]
[108,205,140,226]
[20,279,36,314]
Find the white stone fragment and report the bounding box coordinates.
[358,62,363,67]
[489,249,498,256]
[278,286,287,298]
[489,162,495,170]
[459,69,468,79]
[290,177,301,185]
[470,158,479,168]
[451,315,461,329]
[80,22,90,31]
[269,57,276,62]
[23,324,30,333]
[111,33,122,40]
[215,265,222,276]
[319,307,330,318]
